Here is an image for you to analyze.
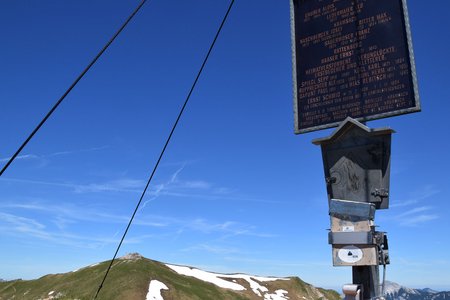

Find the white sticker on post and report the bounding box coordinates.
[338,246,363,263]
[342,226,355,232]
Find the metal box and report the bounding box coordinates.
[313,118,394,209]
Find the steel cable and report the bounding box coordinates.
[0,0,148,177]
[92,0,236,299]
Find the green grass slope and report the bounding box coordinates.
[0,255,340,300]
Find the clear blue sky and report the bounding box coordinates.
[1,0,449,291]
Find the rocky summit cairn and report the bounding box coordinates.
[120,253,144,260]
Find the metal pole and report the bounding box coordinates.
[352,266,380,300]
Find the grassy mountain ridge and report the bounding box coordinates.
[0,254,340,300]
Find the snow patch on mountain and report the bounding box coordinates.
[165,264,246,291]
[165,263,289,298]
[39,290,64,300]
[264,289,289,300]
[146,280,168,300]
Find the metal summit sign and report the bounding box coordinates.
[290,0,420,134]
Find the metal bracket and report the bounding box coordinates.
[377,233,390,265]
[371,188,389,203]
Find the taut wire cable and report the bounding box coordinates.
[0,0,148,177]
[92,0,236,299]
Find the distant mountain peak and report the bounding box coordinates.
[421,288,438,294]
[384,281,403,294]
[384,281,450,300]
